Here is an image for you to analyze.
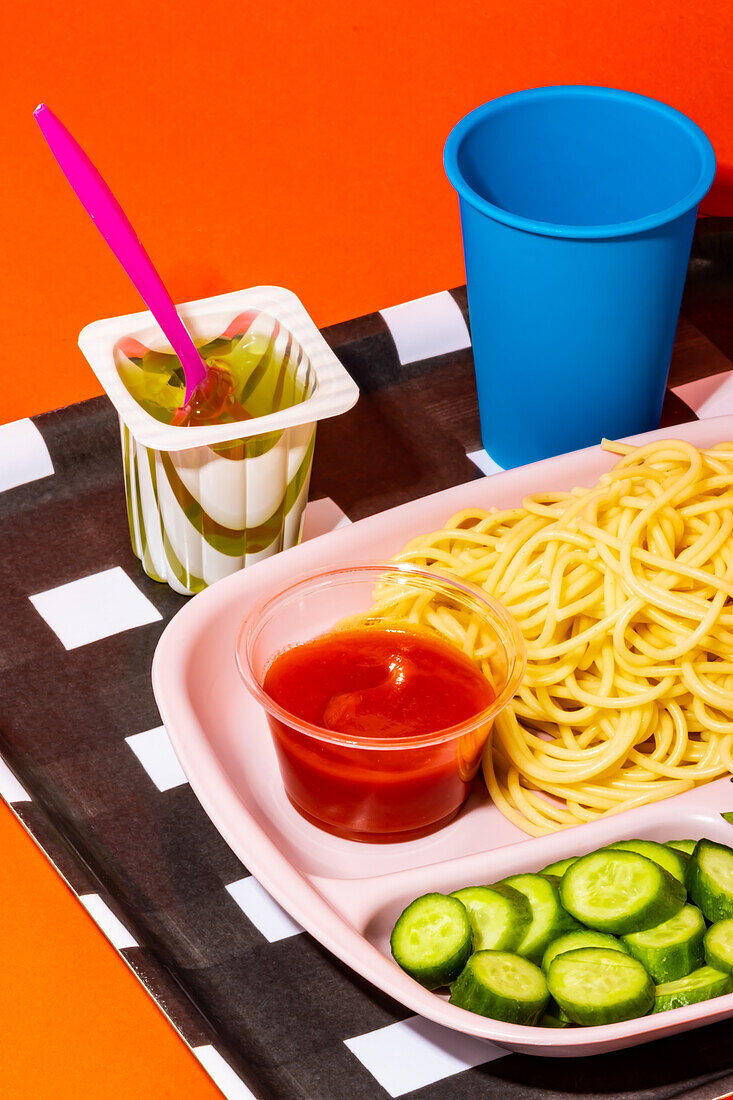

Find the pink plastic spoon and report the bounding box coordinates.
[34,103,207,403]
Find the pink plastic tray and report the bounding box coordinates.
[152,415,733,1057]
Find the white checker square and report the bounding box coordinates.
[192,1046,257,1099]
[0,418,54,493]
[344,1016,507,1097]
[380,291,471,365]
[0,756,30,802]
[225,876,303,942]
[672,371,733,419]
[125,726,188,792]
[79,893,139,950]
[29,566,162,650]
[467,448,505,476]
[301,497,352,542]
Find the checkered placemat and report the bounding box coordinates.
[3,266,733,1099]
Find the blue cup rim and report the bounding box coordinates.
[444,85,716,240]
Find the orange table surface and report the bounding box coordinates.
[0,804,222,1100]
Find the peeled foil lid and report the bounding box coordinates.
[78,286,359,452]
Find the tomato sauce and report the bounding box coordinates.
[262,626,495,840]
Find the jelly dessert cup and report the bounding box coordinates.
[79,286,359,595]
[235,563,526,842]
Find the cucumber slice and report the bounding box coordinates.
[449,950,549,1024]
[621,905,705,983]
[667,840,696,857]
[539,1005,572,1028]
[390,893,472,989]
[542,930,630,973]
[547,947,655,1025]
[500,873,582,961]
[450,884,531,952]
[560,849,686,934]
[686,839,733,922]
[606,839,687,883]
[704,918,733,973]
[653,965,733,1013]
[541,856,578,878]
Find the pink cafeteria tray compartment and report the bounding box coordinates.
[152,415,733,1057]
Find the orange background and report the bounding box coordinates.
[1,1,733,1096]
[2,0,733,427]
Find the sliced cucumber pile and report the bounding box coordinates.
[541,856,578,878]
[606,839,687,883]
[560,849,686,934]
[450,884,531,952]
[449,950,549,1024]
[500,873,581,961]
[547,947,655,1025]
[686,840,733,921]
[653,965,733,1013]
[666,840,697,856]
[390,834,733,1028]
[390,893,472,989]
[704,918,733,973]
[542,929,630,973]
[621,905,705,983]
[539,1001,572,1028]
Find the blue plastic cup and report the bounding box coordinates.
[444,86,715,468]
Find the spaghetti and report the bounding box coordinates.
[373,439,733,836]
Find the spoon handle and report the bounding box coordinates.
[34,103,207,401]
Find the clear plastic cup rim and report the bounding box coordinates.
[235,561,527,750]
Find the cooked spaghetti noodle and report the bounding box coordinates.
[372,439,733,836]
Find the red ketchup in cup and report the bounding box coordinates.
[236,563,525,843]
[262,626,495,840]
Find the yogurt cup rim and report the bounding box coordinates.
[78,285,359,452]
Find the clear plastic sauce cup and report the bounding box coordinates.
[236,563,526,842]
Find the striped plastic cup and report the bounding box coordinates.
[79,286,359,595]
